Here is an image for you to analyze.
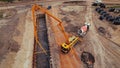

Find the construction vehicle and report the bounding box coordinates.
[32,4,81,54]
[78,23,90,37]
[61,36,79,53]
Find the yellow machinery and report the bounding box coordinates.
[61,36,79,53]
[32,4,81,54]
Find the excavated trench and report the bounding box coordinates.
[33,14,50,68]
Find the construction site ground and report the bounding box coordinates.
[0,0,120,68]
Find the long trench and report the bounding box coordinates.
[33,14,50,68]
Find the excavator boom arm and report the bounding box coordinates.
[32,4,69,43]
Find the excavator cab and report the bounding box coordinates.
[61,36,79,54]
[61,43,71,53]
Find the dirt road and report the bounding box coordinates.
[84,0,120,68]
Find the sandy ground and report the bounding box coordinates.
[0,5,34,68]
[81,0,120,68]
[46,0,120,68]
[46,7,82,68]
[0,0,120,68]
[46,1,86,68]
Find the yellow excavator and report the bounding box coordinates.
[61,36,80,53]
[32,4,81,54]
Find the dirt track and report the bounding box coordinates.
[84,0,120,68]
[46,0,120,68]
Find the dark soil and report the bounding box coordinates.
[65,23,79,33]
[34,14,50,68]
